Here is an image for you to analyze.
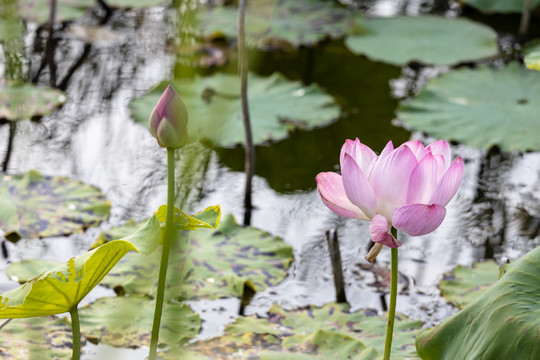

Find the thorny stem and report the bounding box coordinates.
[69,307,81,360]
[149,148,176,360]
[383,227,399,360]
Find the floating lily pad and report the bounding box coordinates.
[196,0,353,50]
[0,214,160,318]
[345,16,498,66]
[101,214,293,300]
[0,82,66,122]
[18,0,94,24]
[130,73,339,148]
[397,63,540,152]
[438,260,499,309]
[79,296,200,347]
[168,303,422,359]
[6,259,63,283]
[460,0,540,13]
[0,316,75,359]
[416,246,540,359]
[0,170,110,242]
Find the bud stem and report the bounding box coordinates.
[149,148,176,360]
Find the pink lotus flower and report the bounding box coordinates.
[149,85,189,149]
[316,139,463,249]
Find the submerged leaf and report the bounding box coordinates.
[197,0,353,50]
[438,260,499,309]
[345,16,498,66]
[100,214,293,300]
[416,246,540,359]
[397,63,540,152]
[79,296,200,347]
[0,214,160,318]
[0,170,110,242]
[0,316,75,359]
[130,73,339,148]
[168,303,422,359]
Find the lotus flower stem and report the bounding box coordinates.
[383,228,398,360]
[69,307,81,360]
[149,148,176,360]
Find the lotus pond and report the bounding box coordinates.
[1,0,540,359]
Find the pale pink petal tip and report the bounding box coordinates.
[316,172,368,220]
[369,214,402,248]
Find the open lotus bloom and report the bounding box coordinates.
[316,138,463,250]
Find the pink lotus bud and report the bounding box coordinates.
[149,85,188,149]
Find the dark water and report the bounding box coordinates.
[1,1,540,358]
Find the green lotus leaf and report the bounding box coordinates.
[0,214,160,318]
[0,82,66,122]
[438,260,499,309]
[100,214,293,300]
[345,16,498,66]
[130,73,339,148]
[397,63,540,152]
[168,303,422,359]
[0,170,110,242]
[196,0,353,50]
[79,296,200,347]
[6,259,64,283]
[460,0,540,13]
[155,204,221,231]
[525,51,540,72]
[0,316,75,359]
[416,246,540,359]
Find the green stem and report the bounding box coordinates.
[70,307,81,360]
[383,236,398,360]
[149,148,176,360]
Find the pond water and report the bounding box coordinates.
[1,0,540,358]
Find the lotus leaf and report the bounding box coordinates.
[100,214,293,300]
[0,214,160,318]
[345,16,498,66]
[0,316,75,359]
[416,246,540,359]
[460,0,540,13]
[167,303,422,359]
[525,51,540,71]
[0,170,110,242]
[438,260,499,309]
[397,63,540,151]
[0,82,66,122]
[196,0,353,50]
[79,296,200,347]
[130,73,339,148]
[18,0,94,24]
[6,259,63,283]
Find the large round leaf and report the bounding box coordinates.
[397,63,540,152]
[0,316,75,359]
[129,73,340,148]
[438,260,499,309]
[0,215,160,318]
[0,170,110,242]
[170,303,422,359]
[79,296,200,347]
[0,82,66,122]
[345,16,498,66]
[100,214,293,300]
[416,246,540,359]
[461,0,540,13]
[6,259,63,283]
[196,0,353,50]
